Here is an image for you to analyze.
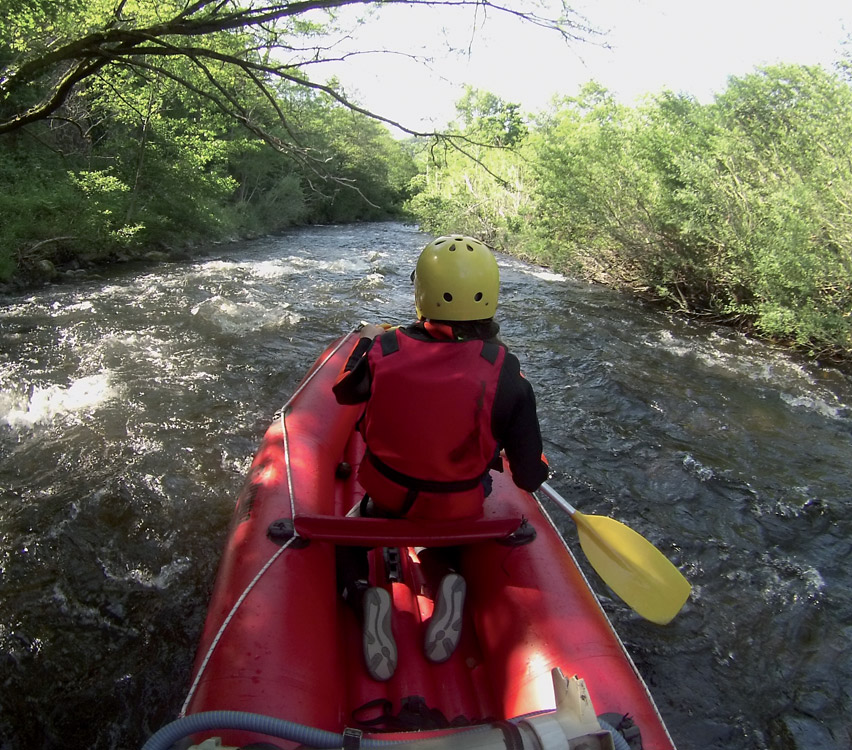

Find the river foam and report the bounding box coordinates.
[0,371,118,429]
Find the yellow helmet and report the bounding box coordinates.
[414,236,500,321]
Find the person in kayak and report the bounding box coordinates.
[333,234,549,681]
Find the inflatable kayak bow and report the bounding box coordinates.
[144,333,683,750]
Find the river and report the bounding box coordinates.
[1,222,850,750]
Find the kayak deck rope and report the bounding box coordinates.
[179,331,356,717]
[180,538,297,716]
[277,332,355,522]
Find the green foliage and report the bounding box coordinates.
[3,1,850,362]
[298,95,418,222]
[405,67,851,357]
[522,67,852,357]
[0,143,89,278]
[526,83,652,274]
[0,3,417,282]
[228,140,308,234]
[706,66,852,350]
[454,86,528,147]
[405,88,533,245]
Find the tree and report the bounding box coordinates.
[2,1,599,282]
[454,85,528,147]
[527,82,650,277]
[0,0,596,149]
[707,65,852,351]
[406,87,533,243]
[524,66,852,357]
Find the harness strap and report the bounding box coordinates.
[379,330,400,356]
[342,727,363,750]
[495,720,525,750]
[399,487,419,516]
[379,329,501,365]
[480,340,500,364]
[366,449,485,494]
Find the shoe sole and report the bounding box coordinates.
[424,573,466,663]
[362,587,397,681]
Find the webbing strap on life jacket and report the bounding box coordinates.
[366,447,486,502]
[480,339,500,364]
[378,330,500,364]
[366,448,487,515]
[379,330,400,356]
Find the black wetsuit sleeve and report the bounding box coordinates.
[332,336,374,405]
[492,352,549,491]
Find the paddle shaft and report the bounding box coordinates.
[538,482,579,515]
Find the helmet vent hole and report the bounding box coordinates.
[449,244,457,251]
[466,244,474,251]
[474,292,483,301]
[443,292,453,302]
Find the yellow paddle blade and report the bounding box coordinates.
[572,511,691,625]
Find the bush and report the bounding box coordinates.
[525,68,852,356]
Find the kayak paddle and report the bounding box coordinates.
[537,482,691,625]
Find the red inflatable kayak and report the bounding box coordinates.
[148,334,678,750]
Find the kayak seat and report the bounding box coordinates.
[292,514,534,547]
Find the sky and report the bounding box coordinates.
[314,0,851,133]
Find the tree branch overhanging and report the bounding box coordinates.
[0,0,603,204]
[1,0,600,136]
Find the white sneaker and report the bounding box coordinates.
[362,587,397,681]
[424,573,466,663]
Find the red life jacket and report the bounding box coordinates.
[358,328,505,520]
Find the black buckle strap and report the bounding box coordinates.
[366,449,484,494]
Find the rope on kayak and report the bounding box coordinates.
[179,331,356,718]
[179,536,297,717]
[277,330,355,520]
[277,331,357,416]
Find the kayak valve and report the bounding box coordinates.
[517,668,616,749]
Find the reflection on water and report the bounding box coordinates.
[1,223,850,749]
